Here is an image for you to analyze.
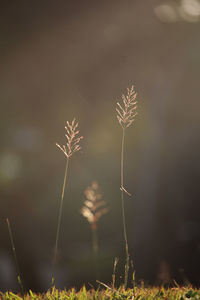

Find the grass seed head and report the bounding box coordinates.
[81,181,108,229]
[56,118,83,158]
[116,85,138,129]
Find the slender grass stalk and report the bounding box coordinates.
[120,128,129,288]
[116,85,138,288]
[6,218,24,296]
[52,118,83,285]
[52,157,69,284]
[54,157,69,262]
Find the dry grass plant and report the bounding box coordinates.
[52,118,83,285]
[116,85,138,288]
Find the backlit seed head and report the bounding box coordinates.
[56,118,83,158]
[81,181,108,228]
[116,85,138,129]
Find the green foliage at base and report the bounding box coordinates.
[1,286,200,300]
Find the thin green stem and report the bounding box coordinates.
[52,157,69,285]
[6,218,24,296]
[121,128,129,288]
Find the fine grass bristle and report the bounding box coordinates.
[56,118,83,158]
[116,85,137,129]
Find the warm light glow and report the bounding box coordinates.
[154,4,178,23]
[154,0,200,23]
[180,0,200,22]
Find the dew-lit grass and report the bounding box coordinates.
[1,286,200,300]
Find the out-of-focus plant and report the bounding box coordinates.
[52,119,83,285]
[81,181,108,278]
[116,85,138,288]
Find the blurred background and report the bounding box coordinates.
[0,0,200,292]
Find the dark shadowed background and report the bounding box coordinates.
[0,0,200,292]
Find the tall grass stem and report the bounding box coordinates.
[121,128,129,288]
[116,85,137,287]
[52,157,69,284]
[6,218,24,296]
